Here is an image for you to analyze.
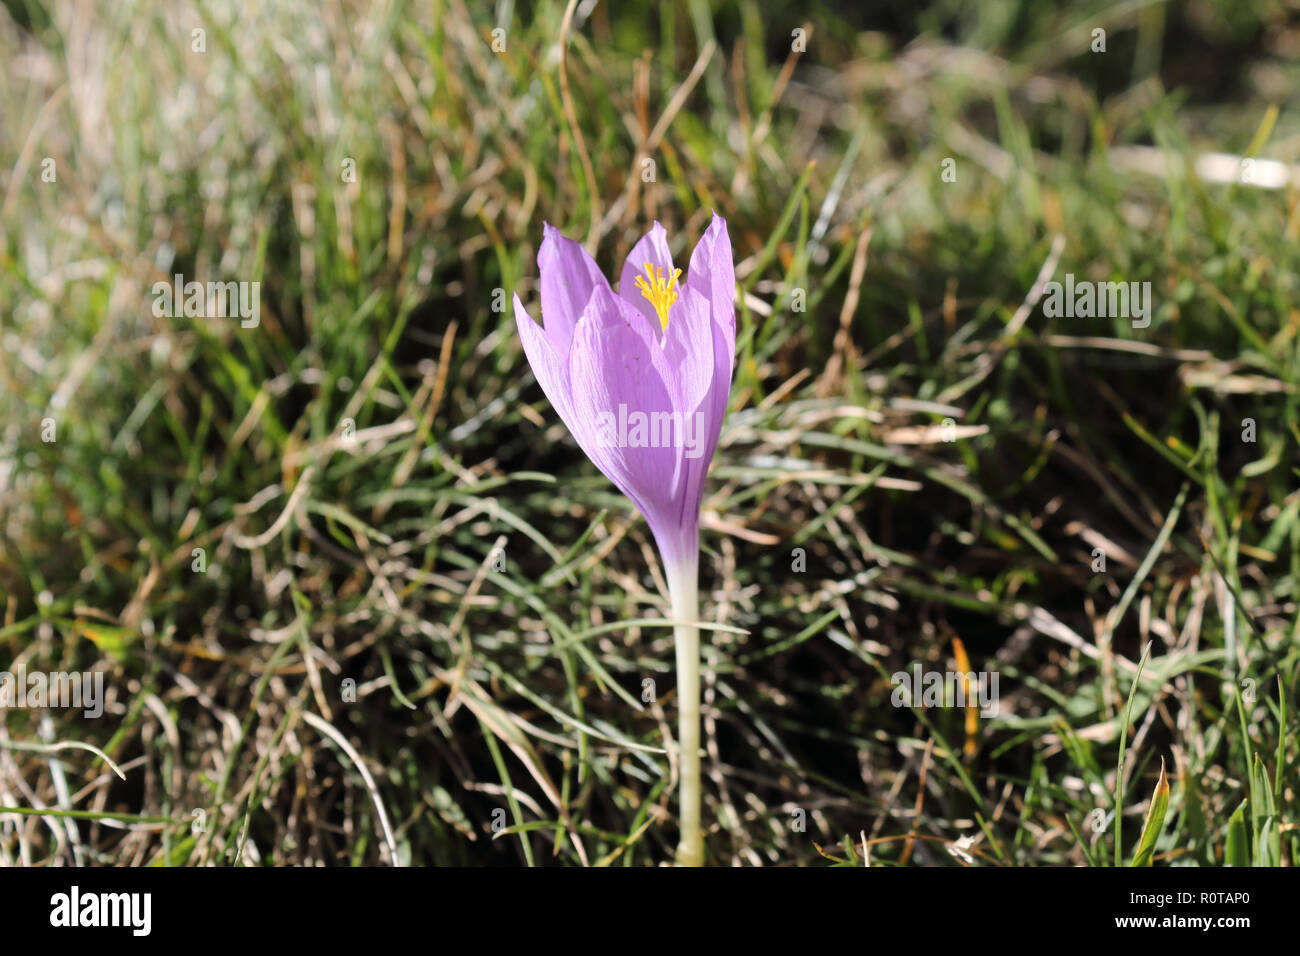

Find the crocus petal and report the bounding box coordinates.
[686,212,737,376]
[514,293,584,442]
[689,316,732,512]
[686,213,737,499]
[659,284,714,424]
[539,222,609,355]
[567,284,692,559]
[618,221,676,334]
[661,284,721,530]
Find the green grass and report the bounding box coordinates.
[1,0,1297,866]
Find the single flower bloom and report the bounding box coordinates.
[512,214,736,571]
[513,215,734,866]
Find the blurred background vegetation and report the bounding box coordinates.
[1,0,1297,865]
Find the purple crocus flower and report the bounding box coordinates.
[512,214,735,866]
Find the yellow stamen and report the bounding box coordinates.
[633,261,681,330]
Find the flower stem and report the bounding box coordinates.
[667,553,702,866]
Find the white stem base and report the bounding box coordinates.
[667,556,702,867]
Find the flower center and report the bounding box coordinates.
[633,261,681,330]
